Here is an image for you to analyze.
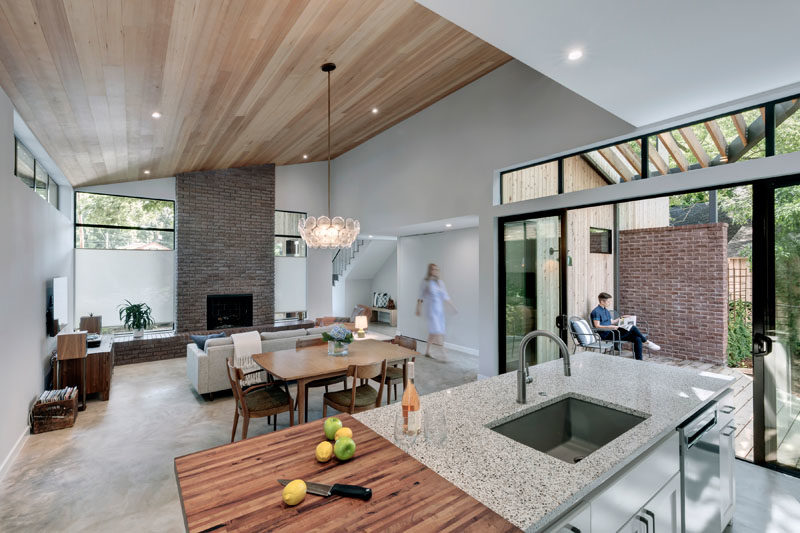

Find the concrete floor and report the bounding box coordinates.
[0,334,477,532]
[2,332,799,532]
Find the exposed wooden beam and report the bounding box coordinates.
[598,147,634,182]
[657,132,689,172]
[636,138,668,175]
[677,127,710,167]
[615,142,642,176]
[704,120,728,161]
[731,113,748,144]
[728,98,800,163]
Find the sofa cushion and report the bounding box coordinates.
[190,332,226,350]
[261,329,308,340]
[205,336,234,349]
[306,325,336,335]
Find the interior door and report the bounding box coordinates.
[752,178,800,474]
[500,214,565,374]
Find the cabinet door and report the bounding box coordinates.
[719,421,736,530]
[642,473,681,533]
[546,502,590,533]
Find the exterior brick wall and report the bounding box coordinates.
[618,223,728,365]
[113,321,313,365]
[175,164,275,331]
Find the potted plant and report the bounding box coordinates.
[118,300,154,338]
[322,325,354,356]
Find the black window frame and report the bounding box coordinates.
[589,227,613,254]
[73,191,176,251]
[498,92,797,204]
[274,209,307,257]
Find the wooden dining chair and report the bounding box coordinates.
[323,360,387,416]
[375,335,417,404]
[226,358,293,442]
[295,337,347,422]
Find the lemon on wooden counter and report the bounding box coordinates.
[282,479,307,506]
[315,441,334,462]
[334,427,353,441]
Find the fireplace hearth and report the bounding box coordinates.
[207,294,253,330]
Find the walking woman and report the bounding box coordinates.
[416,263,456,357]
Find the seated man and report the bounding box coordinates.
[590,292,660,360]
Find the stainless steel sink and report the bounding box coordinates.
[489,396,647,464]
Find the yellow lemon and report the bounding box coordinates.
[334,427,353,441]
[315,441,334,462]
[282,479,306,506]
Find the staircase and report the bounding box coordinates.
[332,239,369,286]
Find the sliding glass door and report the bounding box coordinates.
[753,178,800,474]
[500,214,564,374]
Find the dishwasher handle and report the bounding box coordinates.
[685,411,718,449]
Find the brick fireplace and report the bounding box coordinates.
[175,164,275,332]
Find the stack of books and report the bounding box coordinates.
[36,387,77,404]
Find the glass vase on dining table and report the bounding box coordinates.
[327,340,349,356]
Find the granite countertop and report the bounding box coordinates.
[354,352,734,532]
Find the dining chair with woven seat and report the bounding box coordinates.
[226,358,293,442]
[296,336,347,422]
[323,360,387,416]
[374,335,417,404]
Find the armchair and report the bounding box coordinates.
[568,316,614,354]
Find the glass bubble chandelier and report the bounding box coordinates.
[298,63,360,249]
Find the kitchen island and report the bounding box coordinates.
[354,351,735,532]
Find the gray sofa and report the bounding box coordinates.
[186,325,336,396]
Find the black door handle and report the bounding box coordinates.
[752,332,773,357]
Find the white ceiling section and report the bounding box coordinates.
[417,0,800,127]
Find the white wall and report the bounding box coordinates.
[0,87,74,474]
[78,176,176,200]
[371,249,397,302]
[331,60,635,375]
[275,162,332,319]
[397,228,479,353]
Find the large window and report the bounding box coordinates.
[74,192,175,250]
[274,210,306,257]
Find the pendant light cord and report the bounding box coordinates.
[327,68,331,217]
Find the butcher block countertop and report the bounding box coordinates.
[174,414,519,532]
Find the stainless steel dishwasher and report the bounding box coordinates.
[679,401,722,533]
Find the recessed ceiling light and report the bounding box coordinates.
[303,154,308,159]
[151,111,161,118]
[368,235,373,238]
[445,223,452,228]
[371,107,379,114]
[143,170,151,175]
[567,49,583,61]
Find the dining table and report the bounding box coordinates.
[252,338,418,423]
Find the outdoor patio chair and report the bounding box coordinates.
[568,316,614,354]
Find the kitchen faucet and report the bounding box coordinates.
[517,330,571,404]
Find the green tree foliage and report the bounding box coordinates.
[75,193,174,249]
[728,300,752,367]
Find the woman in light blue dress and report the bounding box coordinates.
[416,263,455,357]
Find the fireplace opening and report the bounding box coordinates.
[207,294,253,330]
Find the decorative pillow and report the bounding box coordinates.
[191,332,226,350]
[571,319,594,346]
[372,292,390,308]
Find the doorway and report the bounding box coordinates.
[753,177,800,474]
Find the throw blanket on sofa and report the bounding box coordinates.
[232,331,266,387]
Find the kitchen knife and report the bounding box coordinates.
[277,479,372,500]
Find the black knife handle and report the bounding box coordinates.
[330,484,372,500]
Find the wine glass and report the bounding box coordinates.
[393,409,418,450]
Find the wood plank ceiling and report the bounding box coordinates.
[0,0,510,187]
